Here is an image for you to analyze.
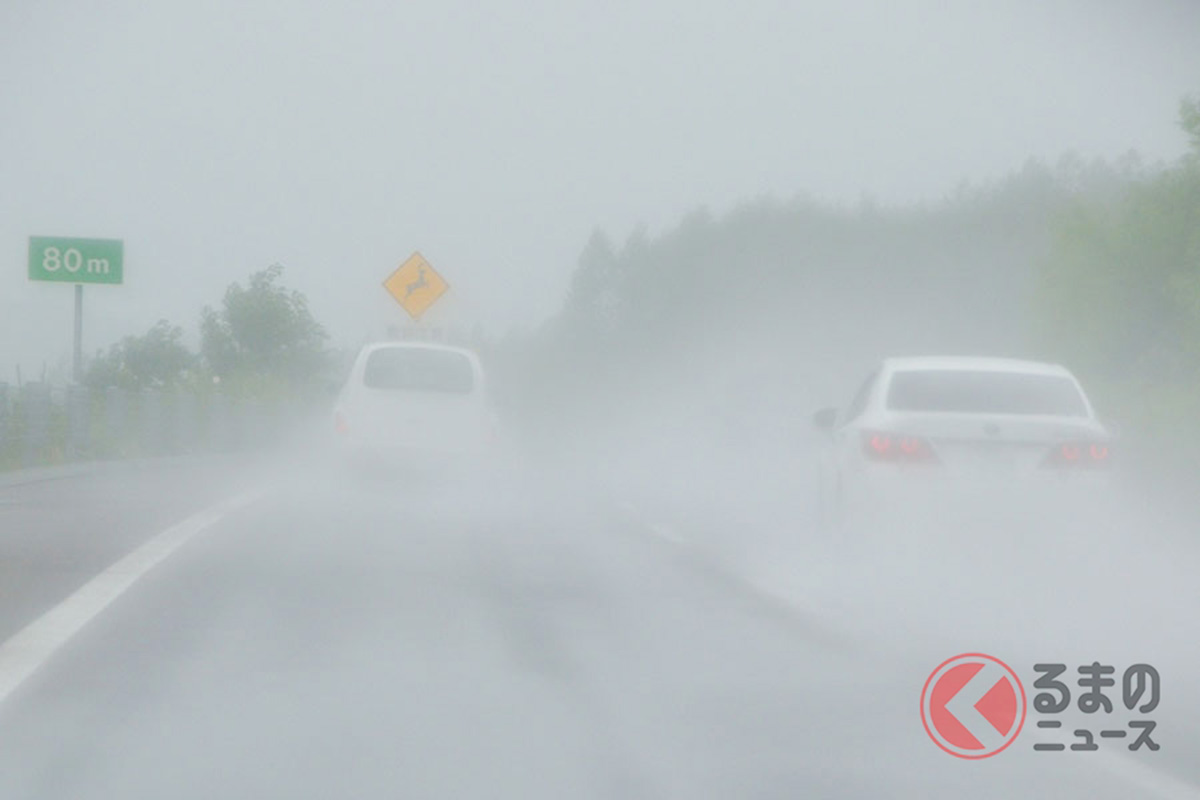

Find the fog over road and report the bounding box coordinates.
[4,1,1198,795]
[0,452,1195,799]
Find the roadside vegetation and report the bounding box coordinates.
[0,265,335,469]
[498,97,1200,464]
[1034,97,1200,448]
[8,98,1197,471]
[86,263,333,402]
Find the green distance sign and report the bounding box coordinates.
[29,236,123,284]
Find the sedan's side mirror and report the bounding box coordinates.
[812,407,838,431]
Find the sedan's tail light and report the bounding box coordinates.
[1043,441,1110,468]
[861,431,938,463]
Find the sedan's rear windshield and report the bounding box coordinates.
[885,370,1088,416]
[363,348,475,393]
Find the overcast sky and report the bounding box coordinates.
[2,0,1199,380]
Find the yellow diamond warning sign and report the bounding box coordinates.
[383,252,448,320]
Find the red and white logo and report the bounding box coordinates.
[920,653,1027,759]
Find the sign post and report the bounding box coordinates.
[73,285,83,382]
[28,236,124,383]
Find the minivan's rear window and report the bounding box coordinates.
[886,370,1088,416]
[363,347,475,393]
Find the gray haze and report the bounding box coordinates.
[3,3,1200,794]
[2,0,1199,372]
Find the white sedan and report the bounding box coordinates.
[812,356,1114,531]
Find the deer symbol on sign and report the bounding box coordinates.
[405,265,428,298]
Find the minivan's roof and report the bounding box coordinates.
[358,340,480,359]
[348,340,486,392]
[881,356,1072,377]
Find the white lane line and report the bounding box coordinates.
[647,522,682,545]
[0,488,265,707]
[621,499,1200,800]
[619,499,683,545]
[622,500,851,627]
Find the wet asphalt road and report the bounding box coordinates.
[0,455,1193,799]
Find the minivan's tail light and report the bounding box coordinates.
[861,431,937,463]
[1043,441,1110,468]
[334,411,349,436]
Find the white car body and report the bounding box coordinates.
[333,342,497,466]
[816,356,1114,526]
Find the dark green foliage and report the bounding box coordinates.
[199,263,331,401]
[503,154,1146,448]
[85,319,194,391]
[1035,102,1200,437]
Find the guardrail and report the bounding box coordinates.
[0,383,293,470]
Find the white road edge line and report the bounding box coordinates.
[621,500,1200,800]
[0,488,266,707]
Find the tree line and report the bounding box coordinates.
[1033,97,1200,437]
[85,263,334,404]
[496,97,1200,447]
[86,96,1200,447]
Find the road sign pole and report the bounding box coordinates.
[73,284,83,384]
[27,236,122,384]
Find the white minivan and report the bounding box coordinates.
[333,341,497,468]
